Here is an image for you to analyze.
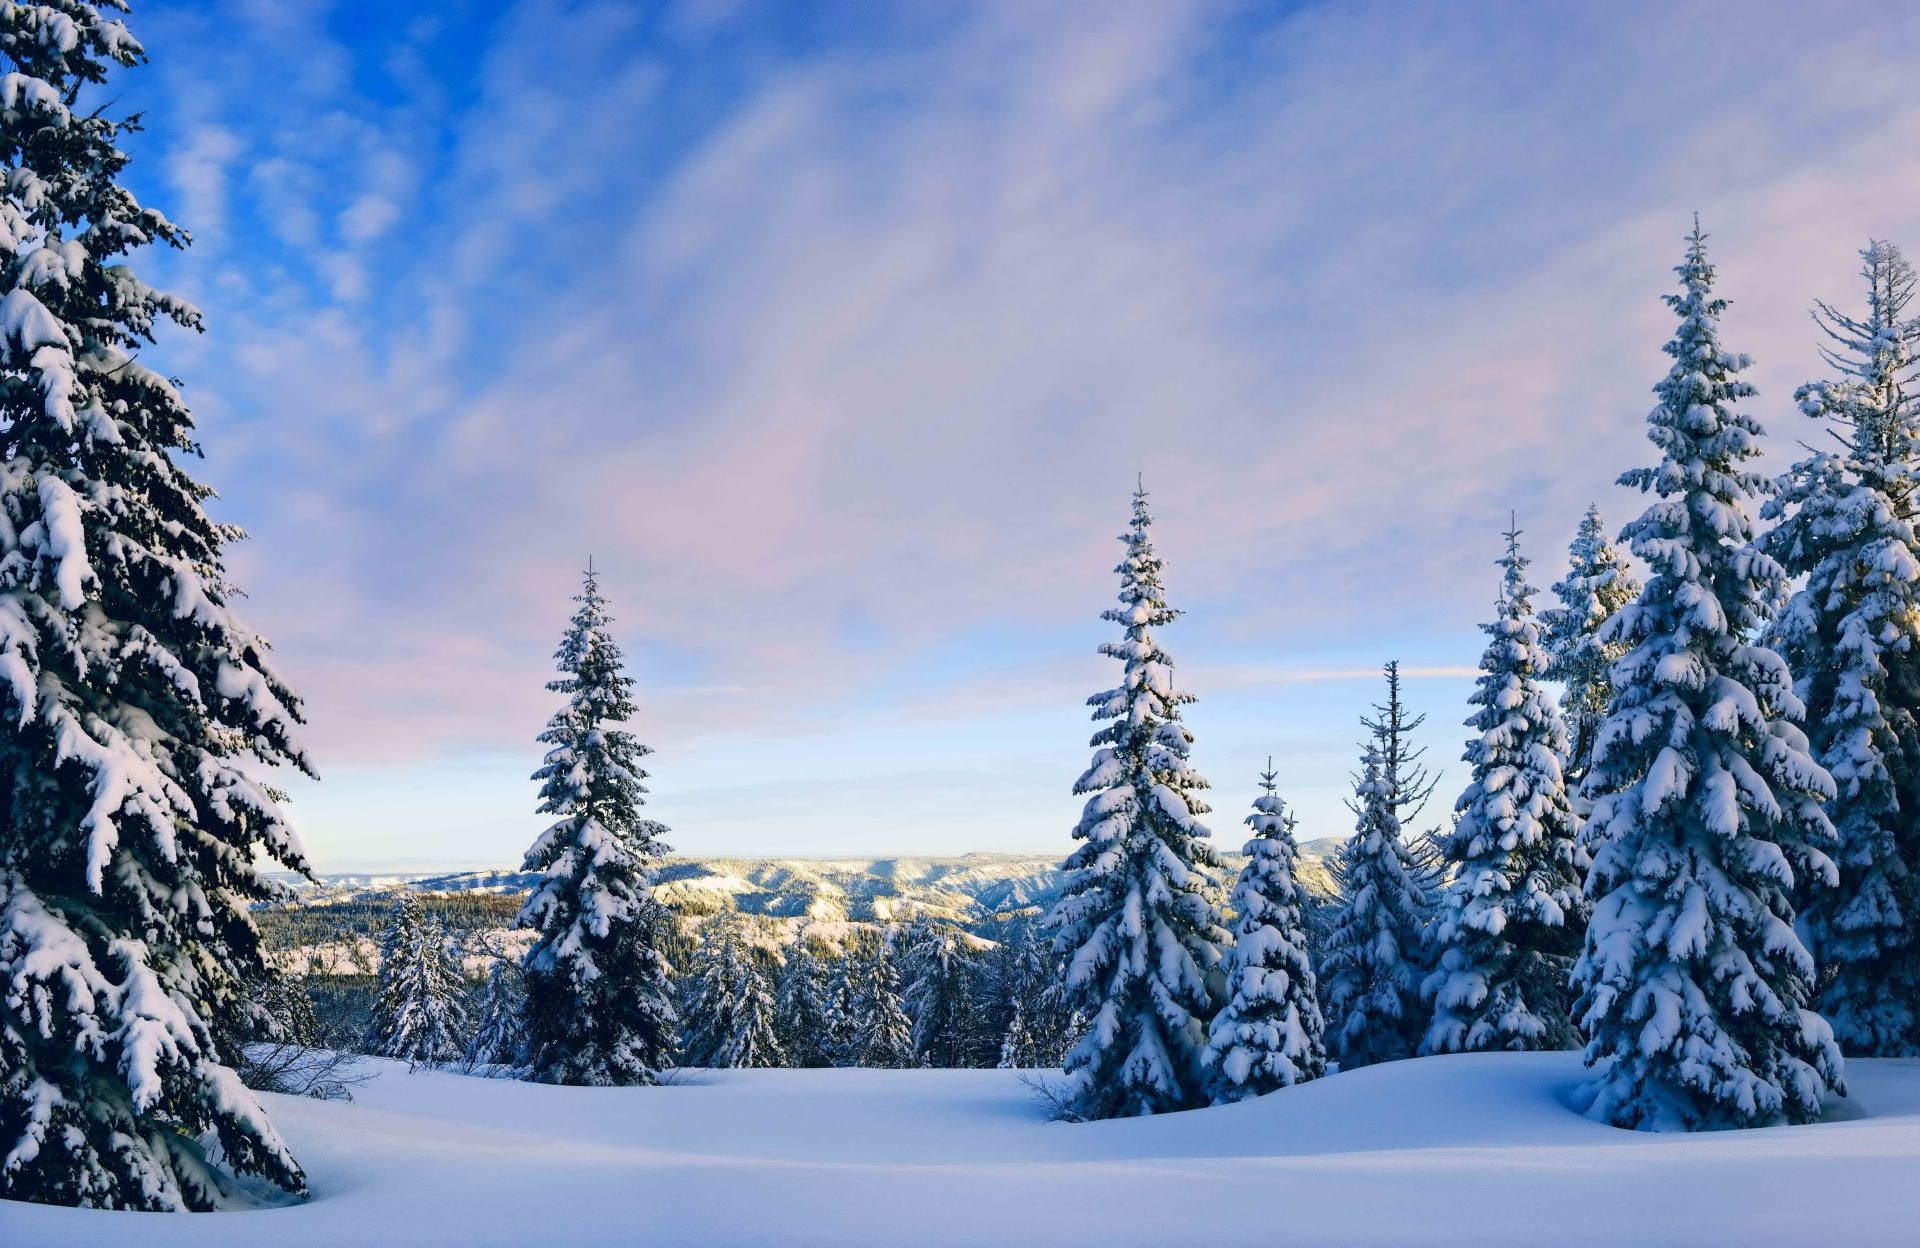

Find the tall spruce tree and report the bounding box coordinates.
[1045,483,1228,1119]
[1762,240,1920,1057]
[366,893,426,1051]
[904,922,980,1068]
[1572,222,1845,1130]
[823,945,860,1066]
[1541,505,1639,784]
[377,914,469,1068]
[998,923,1073,1068]
[1206,764,1327,1101]
[774,930,835,1068]
[517,565,677,1085]
[464,957,527,1071]
[853,938,916,1068]
[0,2,313,1209]
[1423,524,1587,1055]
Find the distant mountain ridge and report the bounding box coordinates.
[274,840,1343,928]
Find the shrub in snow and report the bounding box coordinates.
[1762,240,1920,1058]
[774,930,835,1068]
[1320,665,1440,1070]
[1045,484,1229,1118]
[905,922,981,1068]
[1206,765,1327,1101]
[518,566,678,1085]
[0,1,312,1210]
[1541,505,1639,785]
[1572,222,1845,1130]
[1423,525,1587,1055]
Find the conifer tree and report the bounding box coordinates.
[679,916,784,1068]
[517,565,677,1085]
[823,946,860,1066]
[774,930,835,1068]
[1045,483,1228,1118]
[853,938,916,1068]
[0,1,314,1210]
[998,924,1073,1068]
[464,957,527,1071]
[1206,764,1327,1101]
[1572,222,1845,1130]
[905,922,980,1068]
[1541,505,1639,783]
[1423,524,1587,1055]
[1762,240,1920,1056]
[378,914,469,1068]
[366,893,426,1050]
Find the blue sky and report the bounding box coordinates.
[105,0,1920,870]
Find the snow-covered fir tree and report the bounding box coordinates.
[0,1,316,1211]
[823,947,860,1066]
[1206,764,1327,1101]
[998,923,1073,1069]
[464,957,527,1071]
[1045,483,1229,1118]
[1319,665,1439,1070]
[904,923,980,1068]
[774,930,835,1068]
[1572,222,1845,1130]
[1763,240,1920,1057]
[517,565,677,1085]
[1423,524,1587,1055]
[377,913,469,1068]
[681,919,784,1069]
[853,938,916,1069]
[1541,505,1640,784]
[366,892,427,1050]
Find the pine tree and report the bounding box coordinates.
[1045,483,1228,1118]
[1541,505,1640,783]
[823,946,860,1066]
[517,564,677,1085]
[1762,240,1920,1057]
[379,914,469,1068]
[1572,221,1845,1130]
[905,923,979,1068]
[998,923,1073,1068]
[366,892,426,1051]
[1206,764,1327,1101]
[464,957,527,1071]
[0,2,314,1211]
[853,938,916,1068]
[774,930,834,1068]
[1423,524,1588,1055]
[680,918,785,1069]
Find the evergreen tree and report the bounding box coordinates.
[378,915,469,1068]
[1541,505,1640,783]
[823,945,860,1066]
[1045,483,1228,1118]
[998,923,1073,1069]
[774,930,835,1068]
[1572,222,1845,1130]
[853,938,916,1068]
[517,565,677,1085]
[1320,738,1433,1069]
[1206,764,1327,1101]
[0,1,313,1210]
[464,957,527,1072]
[1762,240,1920,1057]
[366,893,426,1051]
[905,923,980,1068]
[1423,524,1588,1055]
[680,917,785,1069]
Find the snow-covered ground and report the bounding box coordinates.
[8,1053,1920,1247]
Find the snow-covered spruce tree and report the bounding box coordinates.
[365,892,426,1050]
[905,922,980,1068]
[379,915,469,1068]
[774,929,834,1068]
[517,564,677,1085]
[853,937,916,1068]
[464,957,527,1072]
[1319,665,1439,1070]
[1541,505,1639,784]
[1572,222,1845,1130]
[823,945,860,1066]
[1206,764,1327,1101]
[1423,524,1588,1055]
[1762,241,1920,1057]
[999,923,1073,1069]
[1045,483,1229,1118]
[0,2,315,1211]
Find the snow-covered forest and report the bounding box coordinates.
[8,2,1920,1246]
